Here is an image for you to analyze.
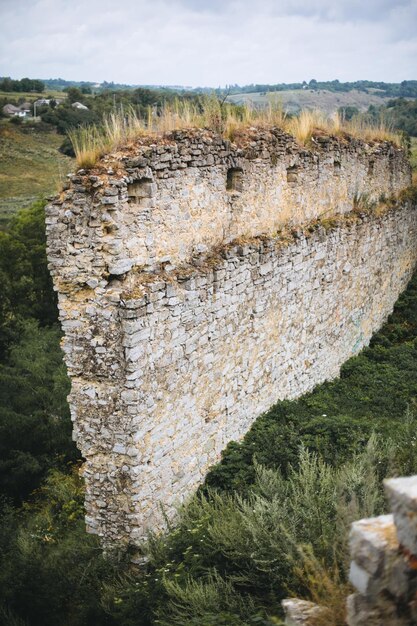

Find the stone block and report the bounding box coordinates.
[384,476,417,555]
[349,514,397,578]
[282,599,330,625]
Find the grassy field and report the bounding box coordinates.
[0,122,74,226]
[0,90,66,102]
[227,88,396,114]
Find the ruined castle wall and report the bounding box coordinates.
[45,129,416,544]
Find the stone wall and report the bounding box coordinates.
[45,128,416,544]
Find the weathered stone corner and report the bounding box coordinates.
[347,476,417,625]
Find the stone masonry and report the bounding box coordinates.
[45,127,417,545]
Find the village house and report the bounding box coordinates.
[2,103,31,117]
[71,101,89,110]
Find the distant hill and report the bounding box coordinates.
[226,88,410,114]
[0,124,74,226]
[223,79,417,98]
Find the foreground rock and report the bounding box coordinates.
[348,476,417,625]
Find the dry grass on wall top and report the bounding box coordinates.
[68,97,403,169]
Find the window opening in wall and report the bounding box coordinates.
[103,223,116,235]
[127,177,155,204]
[334,160,341,174]
[286,165,298,183]
[226,167,243,193]
[368,161,375,176]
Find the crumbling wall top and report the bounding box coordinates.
[46,127,411,291]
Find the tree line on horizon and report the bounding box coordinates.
[2,76,417,98]
[0,77,45,93]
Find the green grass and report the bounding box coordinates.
[0,122,74,226]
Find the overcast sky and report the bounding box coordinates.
[1,0,416,87]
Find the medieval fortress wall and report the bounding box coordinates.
[45,128,417,544]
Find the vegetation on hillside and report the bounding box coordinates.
[221,79,417,98]
[1,194,417,624]
[0,124,74,225]
[0,201,77,506]
[365,98,417,137]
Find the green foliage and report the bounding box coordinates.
[63,87,86,104]
[355,98,417,139]
[0,470,126,626]
[0,200,77,503]
[0,319,75,502]
[218,79,417,98]
[131,435,407,625]
[381,98,417,137]
[0,199,58,357]
[337,105,359,121]
[40,104,99,135]
[59,135,75,157]
[0,77,45,93]
[39,87,202,139]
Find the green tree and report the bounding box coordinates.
[0,469,120,626]
[64,87,85,104]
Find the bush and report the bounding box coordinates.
[124,433,409,625]
[59,135,75,157]
[0,320,76,502]
[0,470,125,626]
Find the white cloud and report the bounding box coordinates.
[0,0,416,85]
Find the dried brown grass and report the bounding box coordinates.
[69,97,401,169]
[291,545,351,626]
